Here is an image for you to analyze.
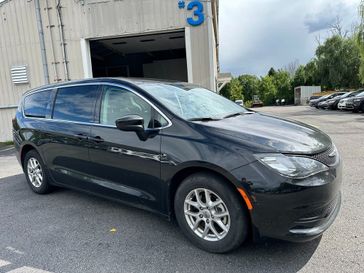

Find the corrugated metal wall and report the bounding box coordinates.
[294,86,322,105]
[0,0,218,141]
[0,0,45,141]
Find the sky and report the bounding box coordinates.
[219,0,361,77]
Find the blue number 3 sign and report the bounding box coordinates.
[187,1,204,26]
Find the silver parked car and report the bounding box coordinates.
[338,90,364,110]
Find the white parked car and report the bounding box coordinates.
[338,98,351,110]
[338,90,364,110]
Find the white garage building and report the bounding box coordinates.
[0,0,221,141]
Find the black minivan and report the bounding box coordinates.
[13,78,342,253]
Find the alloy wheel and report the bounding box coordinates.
[184,188,230,242]
[27,157,43,188]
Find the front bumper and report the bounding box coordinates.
[318,103,328,109]
[231,158,342,242]
[346,102,354,110]
[288,193,341,240]
[337,102,347,110]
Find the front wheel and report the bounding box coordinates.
[174,172,249,253]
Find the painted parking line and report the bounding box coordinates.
[0,259,11,267]
[7,267,53,273]
[0,260,53,273]
[0,146,15,153]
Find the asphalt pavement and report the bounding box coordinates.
[0,106,363,273]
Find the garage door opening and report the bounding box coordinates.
[90,31,188,82]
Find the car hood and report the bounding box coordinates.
[197,113,332,155]
[313,97,327,102]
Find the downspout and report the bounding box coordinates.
[45,0,59,82]
[34,0,50,84]
[212,0,219,72]
[206,1,216,91]
[55,0,70,81]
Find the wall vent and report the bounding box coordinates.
[11,65,29,84]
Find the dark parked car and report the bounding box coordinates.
[309,95,329,107]
[309,92,345,108]
[13,78,342,253]
[318,91,356,110]
[347,91,364,112]
[251,97,264,108]
[306,95,321,104]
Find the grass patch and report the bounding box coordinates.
[0,141,14,148]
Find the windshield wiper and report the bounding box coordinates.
[223,111,252,119]
[187,117,220,122]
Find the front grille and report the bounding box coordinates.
[309,145,338,166]
[301,198,337,220]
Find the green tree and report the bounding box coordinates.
[237,74,260,101]
[316,35,360,89]
[259,76,277,105]
[292,65,306,87]
[304,60,318,86]
[229,78,244,101]
[357,0,364,84]
[272,70,293,103]
[219,84,231,99]
[268,67,277,77]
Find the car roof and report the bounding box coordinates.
[23,77,195,96]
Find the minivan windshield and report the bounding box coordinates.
[140,83,248,121]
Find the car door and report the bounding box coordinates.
[45,84,101,189]
[88,84,170,212]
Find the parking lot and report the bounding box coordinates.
[0,106,363,273]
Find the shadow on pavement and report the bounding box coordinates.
[0,174,320,273]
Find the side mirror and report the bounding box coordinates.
[116,115,144,132]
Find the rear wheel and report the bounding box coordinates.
[174,172,249,253]
[23,150,53,194]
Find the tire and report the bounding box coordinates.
[23,150,53,194]
[174,172,249,253]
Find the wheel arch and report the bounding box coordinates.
[167,164,250,219]
[20,143,39,168]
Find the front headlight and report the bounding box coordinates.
[255,154,329,179]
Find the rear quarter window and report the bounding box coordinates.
[23,90,53,118]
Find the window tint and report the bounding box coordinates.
[53,85,100,123]
[100,86,168,128]
[24,90,53,118]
